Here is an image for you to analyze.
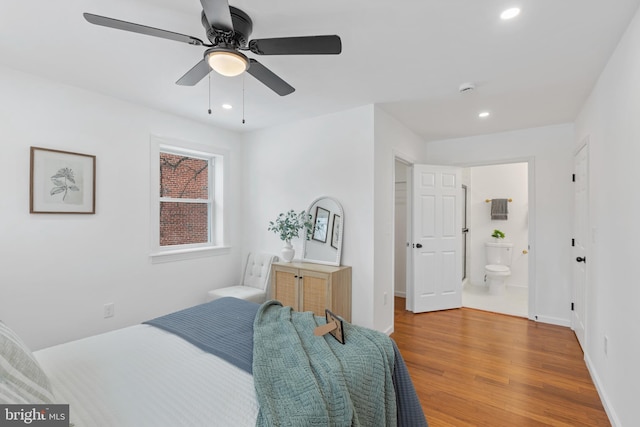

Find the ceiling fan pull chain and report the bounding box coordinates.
[242,74,246,124]
[208,72,212,115]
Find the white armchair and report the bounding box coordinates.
[206,253,277,304]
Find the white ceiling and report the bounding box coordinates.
[1,0,639,141]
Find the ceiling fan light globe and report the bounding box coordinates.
[207,51,248,77]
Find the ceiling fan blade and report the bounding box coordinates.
[83,13,203,46]
[200,0,234,32]
[249,35,341,55]
[176,59,212,86]
[246,59,295,96]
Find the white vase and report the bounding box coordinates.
[281,241,295,262]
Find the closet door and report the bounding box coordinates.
[572,142,588,351]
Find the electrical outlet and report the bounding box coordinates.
[104,303,115,318]
[604,336,608,355]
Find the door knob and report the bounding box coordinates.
[576,256,586,263]
[416,243,423,248]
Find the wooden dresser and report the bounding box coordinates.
[270,261,352,322]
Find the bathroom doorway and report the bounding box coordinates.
[461,162,529,318]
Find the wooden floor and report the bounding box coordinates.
[391,297,610,427]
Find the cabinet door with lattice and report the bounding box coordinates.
[299,270,331,317]
[272,266,299,310]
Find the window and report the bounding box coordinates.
[160,151,210,246]
[150,137,228,262]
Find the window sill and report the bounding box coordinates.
[150,246,231,264]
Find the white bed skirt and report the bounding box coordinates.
[34,324,259,426]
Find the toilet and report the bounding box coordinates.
[485,242,513,295]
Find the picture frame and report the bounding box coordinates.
[325,309,345,344]
[312,206,330,243]
[331,214,341,249]
[30,147,96,214]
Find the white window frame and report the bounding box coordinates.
[150,136,230,263]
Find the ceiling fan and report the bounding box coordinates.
[83,0,342,96]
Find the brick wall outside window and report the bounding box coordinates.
[160,202,208,245]
[159,152,211,246]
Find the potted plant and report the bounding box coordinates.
[268,210,313,262]
[491,229,505,240]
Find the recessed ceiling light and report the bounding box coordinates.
[500,7,521,20]
[222,104,233,110]
[479,111,490,118]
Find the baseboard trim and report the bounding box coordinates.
[394,291,406,298]
[534,315,570,327]
[584,353,619,426]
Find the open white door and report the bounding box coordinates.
[572,142,588,350]
[409,164,462,313]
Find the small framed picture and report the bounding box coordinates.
[30,147,96,214]
[312,206,330,243]
[331,214,341,249]
[325,309,345,344]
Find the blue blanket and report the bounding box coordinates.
[144,297,258,374]
[144,297,427,427]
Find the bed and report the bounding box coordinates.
[2,297,427,426]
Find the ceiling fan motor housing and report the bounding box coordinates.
[201,6,253,48]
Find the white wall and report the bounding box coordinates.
[425,123,574,326]
[241,105,376,328]
[574,6,640,426]
[467,163,529,289]
[0,66,244,350]
[373,107,426,333]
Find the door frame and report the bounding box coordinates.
[461,184,469,281]
[393,156,536,321]
[393,154,415,312]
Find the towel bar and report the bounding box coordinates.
[486,198,513,203]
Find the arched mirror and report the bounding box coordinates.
[302,196,344,266]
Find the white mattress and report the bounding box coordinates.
[34,324,259,426]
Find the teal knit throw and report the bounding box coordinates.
[253,301,397,427]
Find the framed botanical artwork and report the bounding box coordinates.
[331,214,341,249]
[312,206,330,243]
[30,147,96,214]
